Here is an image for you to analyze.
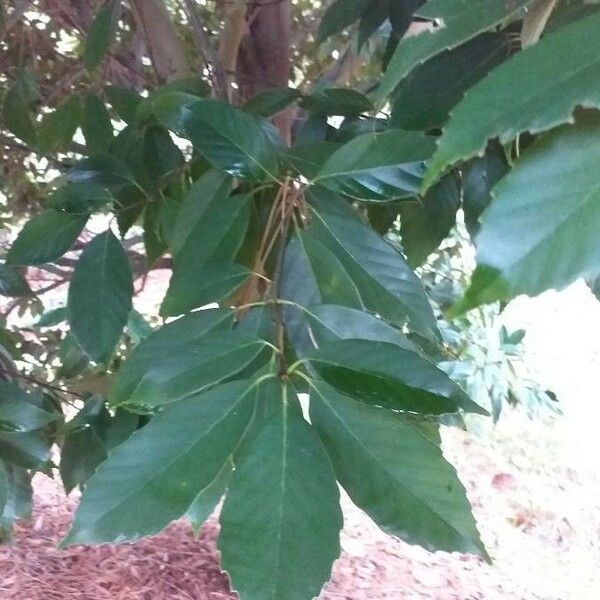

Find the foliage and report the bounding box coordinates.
[0,1,597,599]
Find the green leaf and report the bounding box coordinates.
[163,192,251,314]
[309,339,486,415]
[0,430,51,470]
[423,10,600,191]
[124,332,270,408]
[0,463,33,541]
[243,87,301,117]
[62,380,259,546]
[462,141,508,236]
[390,30,511,131]
[376,0,532,103]
[183,100,280,181]
[186,460,231,535]
[308,189,438,338]
[82,94,114,155]
[317,0,369,42]
[282,142,340,180]
[7,210,87,266]
[304,304,417,350]
[0,381,60,432]
[67,155,137,189]
[162,263,251,316]
[313,130,435,201]
[2,69,38,145]
[38,95,82,152]
[68,231,133,363]
[152,91,200,136]
[104,85,142,123]
[110,309,234,405]
[169,169,232,255]
[454,117,600,313]
[219,379,342,600]
[309,381,487,557]
[400,172,460,266]
[84,0,121,72]
[300,88,373,117]
[0,264,31,297]
[47,183,114,214]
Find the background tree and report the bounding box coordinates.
[0,0,596,598]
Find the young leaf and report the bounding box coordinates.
[309,381,487,557]
[183,100,279,181]
[84,0,121,72]
[309,339,486,415]
[423,10,600,191]
[7,210,88,266]
[82,94,114,155]
[110,309,234,405]
[219,379,342,600]
[374,0,533,103]
[454,117,600,313]
[312,129,435,201]
[68,231,133,363]
[308,188,438,339]
[62,380,258,546]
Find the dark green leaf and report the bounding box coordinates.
[462,141,509,236]
[243,87,301,117]
[0,381,60,432]
[67,155,137,189]
[47,183,114,214]
[375,0,532,103]
[357,0,388,48]
[391,30,511,131]
[282,142,340,180]
[82,94,114,155]
[423,10,600,191]
[0,264,31,297]
[309,339,486,414]
[104,85,142,123]
[7,210,87,266]
[317,0,369,42]
[454,117,600,313]
[219,379,342,600]
[0,430,51,470]
[400,172,460,266]
[300,88,373,117]
[68,231,133,363]
[110,309,234,405]
[308,189,438,338]
[38,95,82,152]
[309,381,487,557]
[2,69,38,145]
[183,100,279,181]
[313,130,435,201]
[84,0,121,72]
[162,263,251,316]
[63,380,259,545]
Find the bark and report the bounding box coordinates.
[130,0,192,83]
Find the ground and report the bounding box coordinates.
[1,282,599,599]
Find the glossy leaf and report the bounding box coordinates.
[313,130,435,201]
[182,100,279,181]
[84,0,121,71]
[7,210,87,266]
[454,117,600,313]
[219,379,342,600]
[375,0,532,103]
[300,88,373,117]
[282,142,340,180]
[423,10,600,191]
[68,231,133,363]
[308,189,438,339]
[67,155,137,189]
[63,381,258,545]
[110,309,234,405]
[309,339,486,415]
[309,381,487,556]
